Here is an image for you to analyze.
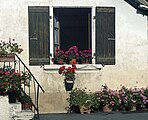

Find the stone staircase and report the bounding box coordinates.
[10,102,34,120]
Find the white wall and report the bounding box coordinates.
[0,0,147,113]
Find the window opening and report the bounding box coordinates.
[53,8,92,64]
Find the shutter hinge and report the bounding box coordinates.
[49,16,52,19]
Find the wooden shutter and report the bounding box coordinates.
[95,7,115,65]
[28,6,50,65]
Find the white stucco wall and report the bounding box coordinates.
[0,0,147,113]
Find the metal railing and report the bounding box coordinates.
[0,54,45,119]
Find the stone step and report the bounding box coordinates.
[13,110,34,120]
[10,102,22,112]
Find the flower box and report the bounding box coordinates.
[0,54,15,62]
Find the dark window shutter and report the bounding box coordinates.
[95,7,115,65]
[28,6,50,65]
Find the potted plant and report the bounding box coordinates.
[143,87,148,109]
[78,49,93,64]
[65,46,79,64]
[0,68,31,103]
[67,88,100,114]
[118,86,135,111]
[132,87,148,110]
[52,48,65,64]
[58,64,76,91]
[97,84,114,112]
[0,38,23,62]
[21,93,33,110]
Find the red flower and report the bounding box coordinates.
[67,67,72,72]
[58,65,77,81]
[60,66,65,71]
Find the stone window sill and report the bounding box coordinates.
[43,64,103,73]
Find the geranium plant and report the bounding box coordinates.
[131,87,148,109]
[65,46,79,62]
[52,48,66,64]
[119,86,135,111]
[58,65,76,81]
[0,69,31,95]
[96,84,122,112]
[0,38,23,55]
[97,84,114,109]
[67,88,100,113]
[78,49,93,63]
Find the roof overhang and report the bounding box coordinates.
[124,0,148,16]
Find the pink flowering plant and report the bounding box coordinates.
[131,87,148,109]
[144,87,148,108]
[0,38,23,55]
[119,86,137,111]
[78,49,93,63]
[65,46,79,62]
[52,48,66,63]
[97,84,121,110]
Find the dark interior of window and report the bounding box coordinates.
[53,8,92,51]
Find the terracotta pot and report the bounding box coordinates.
[79,105,91,114]
[0,54,15,62]
[57,58,64,64]
[82,59,89,64]
[130,106,136,111]
[69,58,76,64]
[103,104,112,112]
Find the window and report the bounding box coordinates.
[28,6,115,66]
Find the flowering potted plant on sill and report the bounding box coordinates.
[65,46,79,64]
[0,38,23,62]
[58,64,77,91]
[78,49,93,64]
[52,48,65,64]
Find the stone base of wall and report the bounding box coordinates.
[38,92,69,113]
[0,96,34,120]
[0,96,10,120]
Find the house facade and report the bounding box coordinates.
[0,0,147,113]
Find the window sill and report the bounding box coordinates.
[43,64,103,73]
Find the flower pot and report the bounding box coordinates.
[79,105,91,114]
[69,58,76,64]
[57,58,64,64]
[82,59,89,64]
[22,103,32,110]
[8,91,18,103]
[0,54,15,62]
[103,104,112,112]
[64,80,74,91]
[130,106,136,111]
